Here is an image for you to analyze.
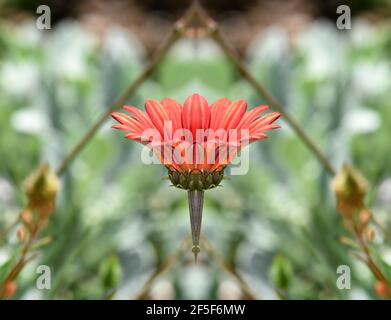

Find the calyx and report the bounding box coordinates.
[168,169,224,191]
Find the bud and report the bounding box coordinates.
[23,163,61,217]
[16,228,25,242]
[21,210,32,224]
[365,228,375,242]
[331,163,369,218]
[356,209,373,234]
[374,281,389,297]
[3,281,17,298]
[359,209,372,225]
[20,209,34,232]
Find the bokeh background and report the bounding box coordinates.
[0,0,390,299]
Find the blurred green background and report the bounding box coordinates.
[0,0,390,299]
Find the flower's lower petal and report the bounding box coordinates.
[112,112,144,132]
[122,105,155,129]
[249,112,281,131]
[237,105,269,130]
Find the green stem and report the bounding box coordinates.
[188,190,204,262]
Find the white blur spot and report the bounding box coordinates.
[46,21,95,80]
[0,62,39,97]
[149,280,175,300]
[102,26,143,63]
[352,62,391,98]
[344,108,380,134]
[180,265,211,299]
[11,108,48,135]
[378,178,391,206]
[349,288,370,300]
[350,20,375,47]
[170,38,222,61]
[217,280,242,300]
[248,26,288,62]
[297,21,345,79]
[0,249,10,266]
[0,177,14,204]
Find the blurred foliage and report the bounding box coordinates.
[0,15,390,300]
[270,254,293,291]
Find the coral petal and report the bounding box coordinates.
[219,100,247,130]
[123,105,155,128]
[249,112,281,131]
[161,97,183,133]
[145,99,170,136]
[210,98,231,129]
[237,105,269,130]
[182,93,210,140]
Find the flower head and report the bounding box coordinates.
[112,93,280,189]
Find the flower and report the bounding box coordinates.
[112,93,280,186]
[112,93,280,260]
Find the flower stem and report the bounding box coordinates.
[188,190,204,263]
[0,224,40,298]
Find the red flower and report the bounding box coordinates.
[112,93,280,185]
[112,93,280,260]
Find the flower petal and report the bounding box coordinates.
[236,105,269,130]
[219,99,247,130]
[209,98,231,130]
[122,105,155,129]
[111,112,144,132]
[247,112,280,143]
[249,112,281,132]
[161,97,183,133]
[182,93,210,141]
[145,99,170,136]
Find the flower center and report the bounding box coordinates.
[168,169,224,191]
